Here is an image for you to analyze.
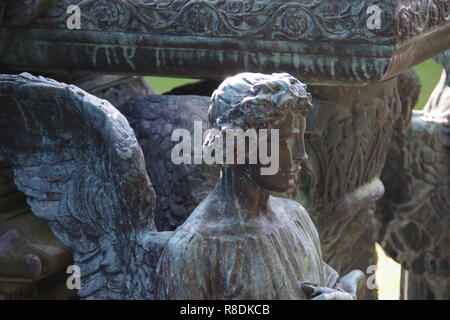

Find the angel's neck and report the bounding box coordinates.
[215,167,270,218]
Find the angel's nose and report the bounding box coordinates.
[293,140,308,161]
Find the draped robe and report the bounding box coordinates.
[155,196,340,299]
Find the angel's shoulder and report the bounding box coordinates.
[270,196,309,219]
[270,196,319,234]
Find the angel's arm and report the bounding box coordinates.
[290,200,365,299]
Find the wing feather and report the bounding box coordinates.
[0,73,158,299]
[119,95,219,231]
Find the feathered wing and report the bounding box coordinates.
[0,73,162,299]
[376,55,450,298]
[119,95,219,231]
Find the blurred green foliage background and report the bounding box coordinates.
[414,59,443,109]
[146,59,444,299]
[146,76,198,95]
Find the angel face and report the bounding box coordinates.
[208,72,311,193]
[246,109,308,194]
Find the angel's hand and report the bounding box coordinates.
[301,283,355,300]
[301,269,365,300]
[336,270,366,298]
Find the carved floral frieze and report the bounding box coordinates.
[33,0,396,42]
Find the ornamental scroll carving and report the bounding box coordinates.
[12,0,446,43]
[396,0,450,41]
[33,0,395,42]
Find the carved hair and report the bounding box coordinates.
[207,72,311,132]
[203,72,311,163]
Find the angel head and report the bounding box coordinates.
[203,72,312,193]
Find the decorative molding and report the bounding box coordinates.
[33,0,395,42]
[1,0,449,84]
[396,0,450,41]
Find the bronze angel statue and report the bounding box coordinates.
[0,72,363,300]
[376,51,450,299]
